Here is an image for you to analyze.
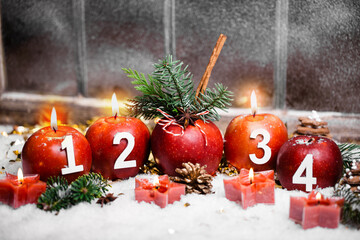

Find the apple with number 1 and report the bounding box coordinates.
[276,135,343,192]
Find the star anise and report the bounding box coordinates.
[176,108,200,128]
[96,193,121,207]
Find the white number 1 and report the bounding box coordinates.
[61,135,84,175]
[249,129,271,165]
[292,154,317,192]
[113,132,137,169]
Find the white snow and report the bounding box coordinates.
[0,130,359,240]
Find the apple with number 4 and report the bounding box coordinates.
[276,135,343,192]
[22,108,92,182]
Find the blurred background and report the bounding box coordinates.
[0,0,359,141]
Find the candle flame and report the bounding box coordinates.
[153,175,160,186]
[51,107,58,132]
[17,168,24,184]
[316,192,322,201]
[249,168,254,184]
[250,90,257,117]
[111,93,120,118]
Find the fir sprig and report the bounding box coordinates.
[37,173,110,212]
[333,142,360,227]
[338,143,360,171]
[123,55,232,124]
[334,184,360,227]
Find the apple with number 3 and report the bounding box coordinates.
[224,114,288,171]
[276,135,343,192]
[86,116,150,180]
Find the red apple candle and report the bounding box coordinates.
[289,191,344,229]
[135,175,185,208]
[224,91,288,171]
[86,93,150,180]
[223,168,275,209]
[22,108,92,182]
[277,135,343,192]
[0,168,46,208]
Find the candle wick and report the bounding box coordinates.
[114,113,117,119]
[253,111,256,118]
[52,127,57,133]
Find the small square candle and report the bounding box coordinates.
[0,169,46,208]
[223,168,275,209]
[289,191,344,229]
[135,175,185,208]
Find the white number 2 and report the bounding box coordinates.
[113,132,137,169]
[61,135,84,175]
[249,129,271,165]
[292,154,317,192]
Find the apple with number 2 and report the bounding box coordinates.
[86,116,150,180]
[276,135,343,192]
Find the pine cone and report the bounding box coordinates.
[293,116,332,138]
[170,162,213,194]
[340,161,360,194]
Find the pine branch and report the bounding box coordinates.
[334,184,360,227]
[338,143,360,171]
[37,173,110,212]
[194,83,233,122]
[124,55,232,125]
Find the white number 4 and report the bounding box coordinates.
[292,154,317,192]
[113,132,137,169]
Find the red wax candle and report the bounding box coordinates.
[0,169,46,208]
[135,175,185,208]
[22,108,92,182]
[224,91,288,171]
[223,168,275,209]
[86,93,150,180]
[289,191,344,229]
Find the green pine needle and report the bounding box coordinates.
[123,55,233,124]
[333,142,360,227]
[338,143,360,171]
[37,173,110,212]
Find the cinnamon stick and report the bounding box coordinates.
[195,34,227,98]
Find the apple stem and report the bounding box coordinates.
[307,137,315,143]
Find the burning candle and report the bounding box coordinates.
[289,191,344,229]
[22,108,92,182]
[0,168,46,208]
[224,90,288,171]
[223,168,275,209]
[86,93,150,180]
[135,175,185,208]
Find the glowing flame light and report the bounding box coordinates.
[17,168,24,184]
[249,168,254,184]
[153,175,160,186]
[51,107,58,132]
[112,93,120,118]
[316,192,322,201]
[251,90,257,117]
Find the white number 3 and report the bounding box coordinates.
[113,132,137,169]
[292,154,317,192]
[249,129,271,165]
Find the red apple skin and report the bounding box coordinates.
[22,126,92,183]
[86,116,150,180]
[276,135,343,191]
[151,119,223,176]
[224,114,288,171]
